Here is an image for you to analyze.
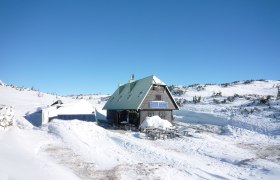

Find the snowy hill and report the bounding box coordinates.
[171,80,280,135]
[1,80,280,179]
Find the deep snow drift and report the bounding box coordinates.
[140,115,172,129]
[1,80,280,179]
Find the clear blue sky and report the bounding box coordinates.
[0,0,279,95]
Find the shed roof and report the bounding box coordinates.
[103,75,177,110]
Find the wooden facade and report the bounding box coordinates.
[138,85,176,124]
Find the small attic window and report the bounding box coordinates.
[117,95,123,102]
[155,95,161,101]
[127,94,132,100]
[119,85,125,94]
[130,81,137,92]
[138,91,143,97]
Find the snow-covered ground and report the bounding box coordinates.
[1,80,280,179]
[173,80,280,135]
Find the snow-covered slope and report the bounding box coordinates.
[172,80,280,135]
[1,80,280,179]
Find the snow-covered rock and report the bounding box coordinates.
[0,105,14,128]
[140,115,172,129]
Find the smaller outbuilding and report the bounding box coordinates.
[42,99,95,124]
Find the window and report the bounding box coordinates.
[149,101,168,108]
[148,111,154,117]
[117,95,123,102]
[155,95,161,101]
[138,91,143,97]
[159,111,165,118]
[119,85,125,94]
[127,94,132,100]
[130,81,137,92]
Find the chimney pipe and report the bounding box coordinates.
[129,74,135,83]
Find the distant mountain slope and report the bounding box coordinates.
[169,79,280,98]
[170,80,280,135]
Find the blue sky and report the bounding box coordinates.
[0,0,279,95]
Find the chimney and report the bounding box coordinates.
[129,74,135,83]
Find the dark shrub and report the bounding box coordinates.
[213,99,220,104]
[193,96,201,104]
[277,87,280,100]
[221,83,230,87]
[244,80,254,84]
[168,85,175,92]
[227,96,235,102]
[173,89,185,96]
[188,84,199,88]
[232,81,240,84]
[212,92,222,97]
[196,86,205,91]
[259,95,271,104]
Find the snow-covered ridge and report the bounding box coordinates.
[169,79,280,98]
[169,80,280,136]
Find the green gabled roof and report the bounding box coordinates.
[103,75,166,110]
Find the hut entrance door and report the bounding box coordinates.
[113,112,120,127]
[129,112,138,127]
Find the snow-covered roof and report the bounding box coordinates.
[42,100,95,124]
[152,76,166,85]
[56,100,94,115]
[43,100,94,116]
[103,75,178,110]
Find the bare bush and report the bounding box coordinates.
[277,87,280,100]
[168,85,175,92]
[196,86,205,91]
[212,92,222,97]
[175,98,188,107]
[259,96,271,104]
[221,83,230,87]
[173,89,185,96]
[213,99,220,104]
[244,80,254,84]
[193,96,201,104]
[227,94,240,102]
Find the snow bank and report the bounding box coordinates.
[95,108,106,120]
[47,120,124,170]
[0,105,14,128]
[140,115,172,129]
[0,126,80,180]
